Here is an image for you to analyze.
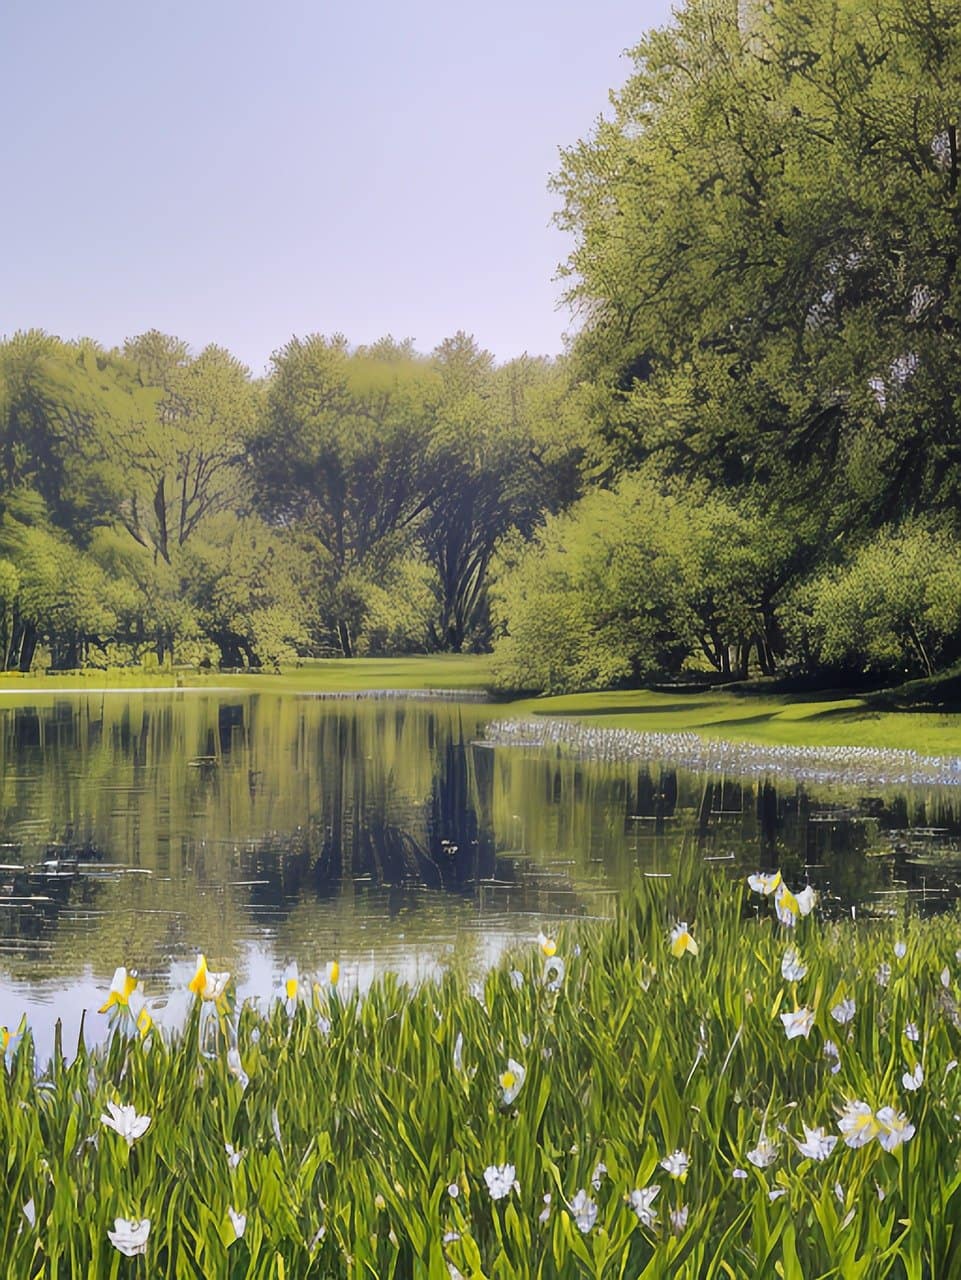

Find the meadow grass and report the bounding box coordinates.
[0,658,958,755]
[5,861,961,1278]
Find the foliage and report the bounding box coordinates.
[788,524,961,679]
[4,864,961,1275]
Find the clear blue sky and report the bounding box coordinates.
[1,0,673,373]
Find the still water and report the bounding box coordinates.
[1,690,960,1057]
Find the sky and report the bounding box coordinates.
[0,0,674,374]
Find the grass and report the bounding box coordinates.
[508,687,961,757]
[0,656,959,754]
[5,863,961,1277]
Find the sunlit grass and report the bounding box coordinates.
[5,863,961,1276]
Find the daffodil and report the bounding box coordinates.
[838,1100,879,1149]
[748,871,782,895]
[225,1142,244,1170]
[99,967,139,1015]
[100,1101,151,1146]
[670,1205,689,1235]
[660,1149,690,1179]
[795,1124,837,1161]
[483,1163,518,1200]
[283,961,299,1003]
[591,1162,607,1190]
[569,1189,598,1233]
[905,1021,920,1042]
[669,922,698,958]
[107,1218,150,1257]
[326,960,340,987]
[537,931,557,957]
[543,956,566,990]
[227,1207,247,1241]
[780,1006,814,1039]
[902,1063,923,1091]
[538,1192,552,1224]
[875,1107,915,1151]
[188,954,230,1002]
[823,1039,841,1074]
[499,1058,526,1106]
[894,940,907,959]
[0,1014,25,1064]
[781,948,807,982]
[746,1135,778,1168]
[628,1185,660,1227]
[830,997,856,1024]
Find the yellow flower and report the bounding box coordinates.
[284,962,299,1002]
[326,960,340,987]
[188,954,230,1002]
[136,1005,153,1039]
[670,922,698,958]
[99,967,138,1014]
[537,931,557,957]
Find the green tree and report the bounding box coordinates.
[554,0,961,532]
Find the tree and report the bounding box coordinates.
[251,335,440,656]
[422,334,583,651]
[554,0,961,534]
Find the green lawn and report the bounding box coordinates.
[0,658,958,755]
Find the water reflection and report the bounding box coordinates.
[0,691,959,1058]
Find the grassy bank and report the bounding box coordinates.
[510,687,961,757]
[5,867,960,1277]
[0,657,959,755]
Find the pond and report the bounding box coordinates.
[1,689,960,1057]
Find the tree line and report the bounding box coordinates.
[0,328,581,670]
[7,0,961,692]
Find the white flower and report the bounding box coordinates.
[569,1188,598,1233]
[795,1124,837,1161]
[453,1032,464,1073]
[748,871,782,896]
[775,883,815,927]
[831,998,856,1025]
[225,1142,244,1170]
[746,1135,778,1168]
[499,1059,526,1106]
[443,1231,461,1245]
[781,949,807,982]
[904,1022,920,1042]
[774,884,801,927]
[834,1181,845,1204]
[894,941,907,960]
[838,1100,879,1149]
[768,1188,788,1201]
[228,1207,246,1240]
[796,886,816,916]
[942,967,951,989]
[227,1047,249,1089]
[591,1162,607,1190]
[902,1063,923,1091]
[876,963,892,988]
[100,1101,151,1146]
[660,1149,690,1179]
[780,1007,814,1040]
[538,1193,552,1224]
[543,956,566,990]
[669,922,698,957]
[509,970,524,989]
[447,1182,459,1198]
[628,1185,660,1227]
[732,1168,748,1180]
[22,1199,35,1227]
[107,1218,150,1257]
[670,1205,689,1235]
[484,1164,517,1200]
[875,1107,915,1152]
[823,1040,841,1074]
